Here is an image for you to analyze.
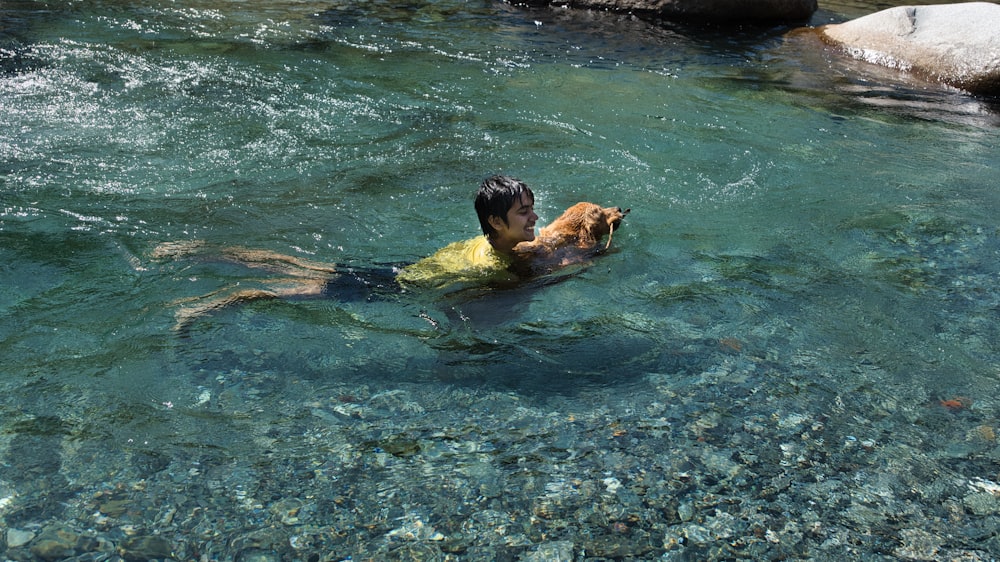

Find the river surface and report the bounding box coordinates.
[2,0,999,560]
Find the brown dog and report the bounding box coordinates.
[514,202,629,270]
[161,202,628,330]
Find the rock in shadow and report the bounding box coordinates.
[1,415,73,525]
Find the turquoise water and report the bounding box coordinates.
[2,0,999,559]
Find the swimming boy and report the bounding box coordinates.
[395,175,539,288]
[166,175,624,328]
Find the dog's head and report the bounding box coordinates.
[605,205,630,232]
[553,202,629,247]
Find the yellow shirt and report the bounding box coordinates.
[396,236,516,289]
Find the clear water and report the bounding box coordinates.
[2,0,999,557]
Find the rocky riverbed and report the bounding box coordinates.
[3,331,998,561]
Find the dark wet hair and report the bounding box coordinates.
[475,175,534,238]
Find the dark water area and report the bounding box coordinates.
[1,0,999,560]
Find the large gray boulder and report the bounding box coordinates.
[520,0,817,23]
[821,2,1000,96]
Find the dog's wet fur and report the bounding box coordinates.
[513,203,629,273]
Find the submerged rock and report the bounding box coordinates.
[120,535,175,561]
[521,540,574,561]
[28,526,113,561]
[517,0,817,23]
[820,2,1000,95]
[6,528,35,548]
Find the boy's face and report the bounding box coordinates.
[490,192,537,248]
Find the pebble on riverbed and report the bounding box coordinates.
[27,526,113,561]
[5,528,34,549]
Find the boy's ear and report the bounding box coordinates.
[488,214,506,232]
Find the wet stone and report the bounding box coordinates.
[377,435,422,457]
[99,498,131,517]
[269,497,305,525]
[29,536,76,562]
[28,526,111,561]
[6,528,36,548]
[963,492,1000,515]
[120,535,174,561]
[235,549,281,562]
[894,528,943,561]
[383,542,445,560]
[583,528,659,558]
[229,527,291,558]
[520,540,574,561]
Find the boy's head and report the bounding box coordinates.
[475,175,535,238]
